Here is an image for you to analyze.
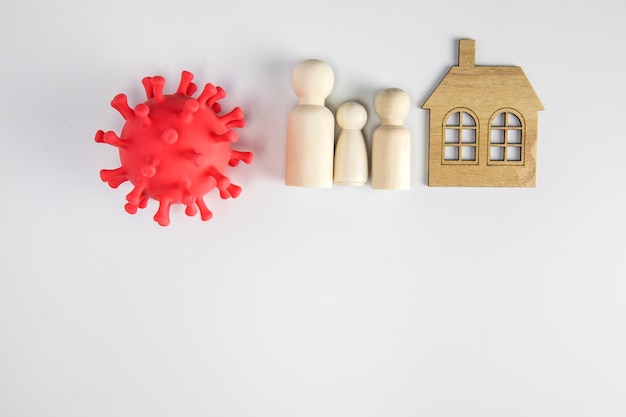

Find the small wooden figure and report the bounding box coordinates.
[333,102,368,186]
[285,59,335,188]
[371,88,411,190]
[422,39,544,187]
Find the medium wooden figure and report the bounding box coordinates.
[285,59,335,188]
[371,88,411,190]
[334,102,368,186]
[422,39,544,187]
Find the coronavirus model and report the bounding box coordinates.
[96,71,253,226]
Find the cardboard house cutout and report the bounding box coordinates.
[422,39,544,187]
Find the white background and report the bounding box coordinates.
[1,0,625,416]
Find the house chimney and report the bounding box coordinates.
[458,39,475,67]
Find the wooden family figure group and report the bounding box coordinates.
[284,59,411,190]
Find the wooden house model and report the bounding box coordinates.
[422,39,544,187]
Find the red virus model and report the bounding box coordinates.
[96,71,253,226]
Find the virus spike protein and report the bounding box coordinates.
[96,71,253,226]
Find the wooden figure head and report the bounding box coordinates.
[292,59,334,105]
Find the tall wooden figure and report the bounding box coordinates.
[285,59,335,188]
[334,102,368,186]
[371,88,411,190]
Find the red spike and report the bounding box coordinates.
[229,150,254,166]
[195,198,213,221]
[179,179,194,205]
[95,130,105,143]
[138,196,149,209]
[111,94,135,120]
[212,103,222,113]
[207,86,226,109]
[141,156,159,178]
[162,128,178,144]
[152,76,165,102]
[228,184,242,198]
[217,130,238,143]
[126,193,148,213]
[154,197,172,226]
[187,83,198,96]
[220,107,245,129]
[179,99,199,123]
[103,131,125,148]
[177,71,194,95]
[125,202,139,214]
[100,167,127,184]
[142,77,154,99]
[126,181,146,205]
[192,152,208,167]
[182,191,194,206]
[135,103,151,127]
[218,183,242,200]
[208,169,230,190]
[197,83,218,105]
[185,204,197,217]
[107,176,128,188]
[205,175,217,190]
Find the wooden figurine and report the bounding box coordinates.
[422,39,544,187]
[371,88,411,190]
[285,59,335,188]
[333,102,368,186]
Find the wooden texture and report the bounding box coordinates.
[422,39,544,187]
[371,88,411,190]
[334,102,368,186]
[285,59,335,187]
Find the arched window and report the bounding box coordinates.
[442,109,478,164]
[489,110,524,164]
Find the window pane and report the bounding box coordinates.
[508,113,521,127]
[445,129,459,143]
[490,146,504,161]
[461,129,476,143]
[461,146,476,161]
[445,146,459,160]
[508,129,522,144]
[492,112,505,127]
[491,129,505,144]
[446,112,460,126]
[507,146,521,161]
[461,112,476,127]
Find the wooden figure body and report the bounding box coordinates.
[371,88,411,190]
[422,39,544,187]
[333,102,368,186]
[285,59,335,188]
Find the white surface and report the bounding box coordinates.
[0,0,625,416]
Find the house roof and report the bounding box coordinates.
[422,40,544,112]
